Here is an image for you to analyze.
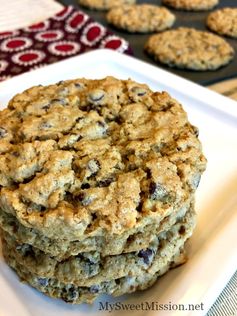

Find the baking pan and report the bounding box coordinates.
[60,0,237,85]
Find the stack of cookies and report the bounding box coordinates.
[0,77,206,303]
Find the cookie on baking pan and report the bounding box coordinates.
[107,4,175,33]
[145,27,234,71]
[162,0,218,11]
[78,0,136,11]
[207,8,237,39]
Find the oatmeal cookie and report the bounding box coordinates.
[162,0,218,11]
[78,0,136,11]
[207,8,237,39]
[3,240,187,304]
[0,77,206,240]
[1,206,195,286]
[107,4,175,33]
[0,197,193,258]
[0,76,206,303]
[145,27,234,71]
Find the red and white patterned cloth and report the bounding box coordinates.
[0,6,132,81]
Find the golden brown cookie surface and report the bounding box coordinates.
[79,0,136,10]
[107,4,175,33]
[162,0,218,11]
[207,8,237,38]
[145,27,234,71]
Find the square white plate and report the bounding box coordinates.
[0,49,237,316]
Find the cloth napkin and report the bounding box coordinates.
[0,5,132,82]
[0,0,63,32]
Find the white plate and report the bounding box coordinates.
[0,49,236,316]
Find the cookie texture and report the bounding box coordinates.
[79,0,136,10]
[107,4,175,33]
[207,8,237,39]
[0,76,206,239]
[162,0,218,11]
[145,27,234,71]
[3,240,187,304]
[0,76,206,303]
[1,206,195,286]
[0,198,192,258]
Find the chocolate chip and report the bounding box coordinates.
[22,175,35,184]
[98,176,114,187]
[146,169,152,179]
[88,90,105,103]
[51,98,67,105]
[136,202,143,212]
[68,286,78,301]
[77,192,85,202]
[114,116,123,124]
[37,278,49,287]
[56,80,64,86]
[74,82,84,89]
[62,285,78,303]
[192,125,199,137]
[131,86,147,97]
[92,213,97,221]
[81,183,90,189]
[76,116,83,123]
[76,192,93,206]
[9,221,18,233]
[90,285,100,294]
[0,127,7,138]
[138,248,154,265]
[128,164,137,171]
[11,151,20,157]
[26,202,46,212]
[179,225,186,235]
[40,121,52,129]
[149,182,168,201]
[97,121,106,128]
[16,244,33,257]
[42,103,50,110]
[97,121,107,135]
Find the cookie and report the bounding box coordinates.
[145,27,234,71]
[162,0,218,11]
[3,240,187,304]
[1,206,195,286]
[0,76,206,303]
[107,4,175,33]
[207,8,237,39]
[78,0,136,11]
[0,197,192,258]
[0,77,206,240]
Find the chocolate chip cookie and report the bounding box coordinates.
[107,4,175,33]
[0,76,206,303]
[1,205,195,286]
